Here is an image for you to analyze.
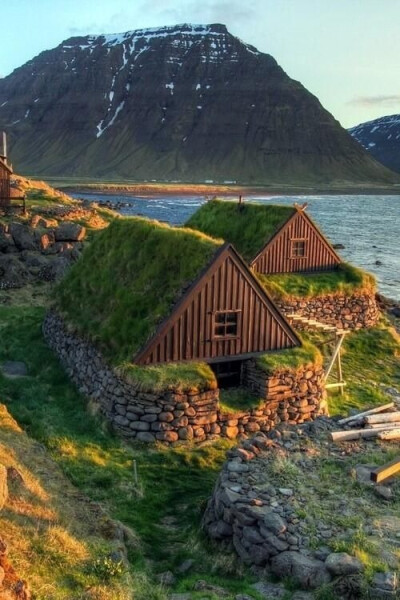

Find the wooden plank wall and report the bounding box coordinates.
[252,212,339,274]
[0,162,10,208]
[139,255,295,365]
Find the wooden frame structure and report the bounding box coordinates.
[250,203,341,275]
[134,243,301,365]
[287,313,349,395]
[187,199,341,275]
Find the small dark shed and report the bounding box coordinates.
[0,132,12,209]
[186,199,341,275]
[55,218,300,369]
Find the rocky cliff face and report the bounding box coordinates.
[349,114,400,174]
[0,23,396,183]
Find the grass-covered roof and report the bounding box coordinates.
[186,199,295,262]
[54,217,222,366]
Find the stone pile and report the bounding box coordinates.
[277,292,379,330]
[43,311,326,445]
[203,418,399,595]
[0,220,86,288]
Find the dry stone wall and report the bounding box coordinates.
[43,311,326,444]
[202,421,369,591]
[277,291,379,329]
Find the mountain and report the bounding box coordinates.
[0,23,397,184]
[349,114,400,175]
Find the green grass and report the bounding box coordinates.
[118,360,216,392]
[0,304,264,599]
[327,320,400,416]
[55,217,222,368]
[259,262,376,299]
[256,338,323,374]
[219,387,263,414]
[186,199,294,262]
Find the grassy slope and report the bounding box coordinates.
[259,263,376,299]
[328,320,400,415]
[256,337,323,373]
[0,406,132,600]
[0,296,399,597]
[55,218,221,366]
[186,199,294,262]
[0,304,263,600]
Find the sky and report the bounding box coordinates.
[1,0,399,128]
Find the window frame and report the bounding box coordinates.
[212,309,241,340]
[290,238,308,259]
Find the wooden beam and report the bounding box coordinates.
[324,334,345,381]
[365,412,400,425]
[377,430,400,441]
[325,381,346,390]
[370,457,400,483]
[337,402,394,426]
[330,427,394,442]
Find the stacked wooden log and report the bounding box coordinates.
[331,403,400,442]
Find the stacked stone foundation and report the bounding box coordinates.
[277,291,379,329]
[43,311,326,445]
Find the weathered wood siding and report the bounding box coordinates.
[252,210,340,274]
[0,161,11,208]
[136,247,299,365]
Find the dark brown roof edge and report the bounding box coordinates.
[134,242,301,365]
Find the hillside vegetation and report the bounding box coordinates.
[186,199,294,261]
[259,262,376,299]
[54,218,222,365]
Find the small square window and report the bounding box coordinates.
[291,239,307,258]
[213,311,240,338]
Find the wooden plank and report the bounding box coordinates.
[370,457,400,483]
[377,430,400,441]
[365,412,400,425]
[337,402,394,426]
[369,423,400,429]
[324,334,345,381]
[330,427,393,442]
[325,381,346,390]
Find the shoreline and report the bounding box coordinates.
[57,182,400,198]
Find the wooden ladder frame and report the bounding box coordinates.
[287,314,350,395]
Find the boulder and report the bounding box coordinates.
[54,222,86,242]
[325,552,364,576]
[1,361,28,377]
[0,255,30,288]
[34,231,55,251]
[46,256,71,281]
[271,551,331,589]
[30,215,58,228]
[262,510,287,535]
[0,230,14,252]
[251,581,286,599]
[9,223,37,251]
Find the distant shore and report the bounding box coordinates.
[56,182,400,198]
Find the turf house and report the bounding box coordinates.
[44,217,328,444]
[186,198,341,275]
[187,199,379,330]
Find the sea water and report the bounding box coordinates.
[72,193,400,300]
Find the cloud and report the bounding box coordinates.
[142,0,259,26]
[68,11,135,36]
[348,95,400,107]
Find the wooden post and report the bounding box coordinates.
[324,333,345,382]
[365,412,400,424]
[338,402,395,426]
[370,457,400,483]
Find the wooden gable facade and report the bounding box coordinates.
[134,243,300,366]
[251,206,341,275]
